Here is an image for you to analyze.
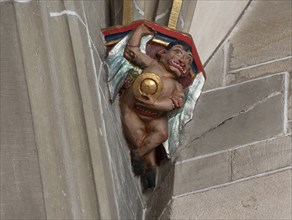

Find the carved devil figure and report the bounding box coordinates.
[102,21,205,191]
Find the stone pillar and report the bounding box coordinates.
[1,0,145,219]
[1,3,46,219]
[13,1,101,219]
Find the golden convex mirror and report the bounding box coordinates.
[133,73,163,99]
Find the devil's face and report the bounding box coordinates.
[159,45,193,78]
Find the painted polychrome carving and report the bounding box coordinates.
[102,21,205,191]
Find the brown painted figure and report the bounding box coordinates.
[119,23,194,190]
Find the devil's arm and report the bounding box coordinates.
[124,23,156,68]
[139,83,185,112]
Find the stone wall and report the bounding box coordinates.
[0,0,147,219]
[2,1,291,219]
[166,0,291,218]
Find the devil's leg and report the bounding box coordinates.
[133,117,168,159]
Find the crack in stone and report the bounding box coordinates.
[182,91,282,152]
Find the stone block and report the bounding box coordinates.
[226,58,292,85]
[90,70,144,219]
[203,44,225,91]
[179,73,286,160]
[231,135,292,180]
[82,0,110,56]
[145,166,174,219]
[100,100,145,219]
[190,0,250,63]
[228,1,292,70]
[173,152,230,196]
[61,0,108,57]
[178,0,197,32]
[170,169,292,219]
[181,93,284,160]
[155,0,172,26]
[1,181,46,219]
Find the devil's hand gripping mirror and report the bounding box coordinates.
[102,21,205,191]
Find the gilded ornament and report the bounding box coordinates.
[133,73,163,99]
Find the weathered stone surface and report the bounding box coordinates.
[289,72,292,121]
[178,0,197,32]
[228,1,292,71]
[144,0,158,21]
[179,73,286,160]
[190,0,250,63]
[181,94,284,159]
[203,44,225,91]
[173,135,290,197]
[173,152,229,196]
[155,0,172,27]
[107,0,123,25]
[159,199,173,220]
[98,93,145,219]
[231,135,292,180]
[63,3,145,218]
[0,3,46,219]
[145,165,174,219]
[82,0,110,56]
[224,0,292,123]
[226,58,292,86]
[170,169,292,219]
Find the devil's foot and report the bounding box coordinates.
[141,169,156,191]
[130,150,144,176]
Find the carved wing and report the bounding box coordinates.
[164,73,205,159]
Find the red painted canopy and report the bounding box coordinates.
[102,20,205,89]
